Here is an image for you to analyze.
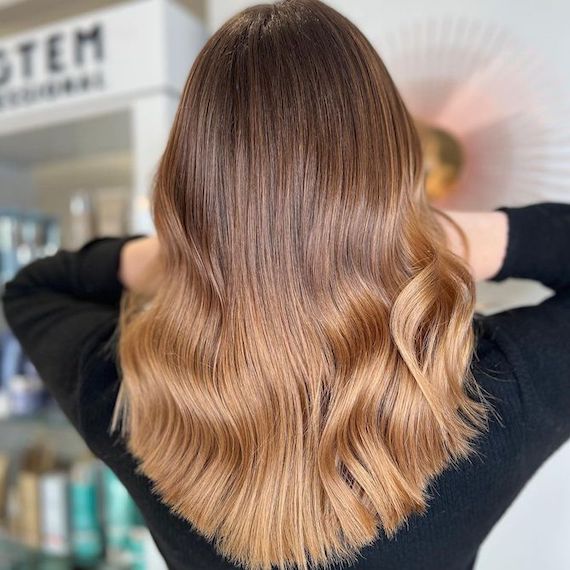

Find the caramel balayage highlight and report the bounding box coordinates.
[114,1,489,568]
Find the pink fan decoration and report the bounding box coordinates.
[373,17,570,209]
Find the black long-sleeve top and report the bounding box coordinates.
[2,202,569,570]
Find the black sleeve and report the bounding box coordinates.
[489,202,570,291]
[0,234,147,433]
[480,202,570,455]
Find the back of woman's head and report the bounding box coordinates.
[115,1,488,568]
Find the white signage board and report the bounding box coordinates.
[0,0,206,132]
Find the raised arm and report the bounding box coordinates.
[446,202,570,456]
[487,202,570,291]
[1,234,146,431]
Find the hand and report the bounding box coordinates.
[119,235,163,297]
[434,209,508,282]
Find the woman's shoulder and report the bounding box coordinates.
[470,321,527,450]
[472,309,570,471]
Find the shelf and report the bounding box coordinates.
[0,535,130,569]
[0,407,88,460]
[0,407,71,428]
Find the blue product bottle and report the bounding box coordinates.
[103,466,138,564]
[70,459,104,564]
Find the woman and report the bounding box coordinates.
[2,1,569,569]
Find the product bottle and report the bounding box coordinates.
[70,459,104,564]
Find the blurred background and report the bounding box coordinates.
[0,0,568,568]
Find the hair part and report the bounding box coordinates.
[113,1,489,568]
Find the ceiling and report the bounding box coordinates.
[0,0,207,37]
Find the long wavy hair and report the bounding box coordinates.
[113,1,489,568]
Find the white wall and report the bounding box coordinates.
[206,0,262,32]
